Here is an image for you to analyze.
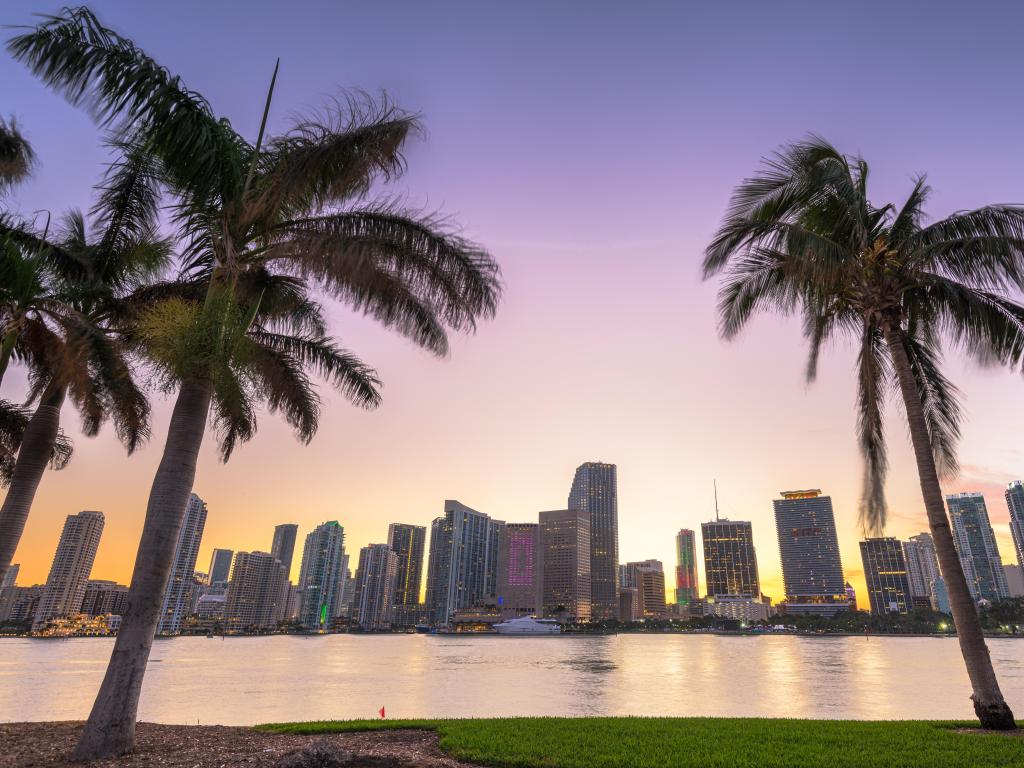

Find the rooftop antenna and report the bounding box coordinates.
[714,479,720,522]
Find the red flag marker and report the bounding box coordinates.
[379,706,386,719]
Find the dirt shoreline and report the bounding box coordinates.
[0,722,480,768]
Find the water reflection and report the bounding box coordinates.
[1,635,1023,724]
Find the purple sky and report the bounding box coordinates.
[5,1,1024,602]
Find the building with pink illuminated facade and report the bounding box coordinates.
[496,523,541,618]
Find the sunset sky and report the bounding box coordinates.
[4,1,1024,607]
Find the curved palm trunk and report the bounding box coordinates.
[0,381,65,588]
[74,378,213,760]
[884,326,1015,729]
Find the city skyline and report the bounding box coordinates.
[5,2,1024,612]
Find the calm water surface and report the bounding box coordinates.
[3,634,1024,724]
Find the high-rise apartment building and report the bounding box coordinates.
[297,521,347,629]
[773,490,847,616]
[424,501,503,625]
[947,492,1010,602]
[860,538,912,615]
[674,529,699,605]
[208,549,234,586]
[158,493,208,635]
[223,551,288,631]
[33,511,105,631]
[496,523,541,617]
[568,462,618,621]
[701,519,760,598]
[81,580,129,617]
[623,559,666,618]
[271,524,299,578]
[387,523,426,609]
[1005,481,1024,568]
[903,533,940,598]
[353,544,399,630]
[539,509,591,621]
[1004,564,1024,598]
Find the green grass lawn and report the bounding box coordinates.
[260,718,1024,768]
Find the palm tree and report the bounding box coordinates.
[0,117,34,193]
[9,7,501,758]
[704,136,1024,729]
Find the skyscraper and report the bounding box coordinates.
[297,521,347,629]
[623,559,666,618]
[387,523,426,609]
[496,523,541,617]
[773,490,847,616]
[158,493,208,635]
[539,509,591,621]
[903,532,942,606]
[702,519,760,599]
[860,538,912,615]
[208,548,234,586]
[947,492,1010,602]
[353,544,398,630]
[2,564,18,589]
[568,462,618,621]
[1005,481,1024,568]
[424,500,503,625]
[33,511,105,631]
[271,524,299,578]
[223,551,288,631]
[674,529,699,605]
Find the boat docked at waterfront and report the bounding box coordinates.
[493,616,562,635]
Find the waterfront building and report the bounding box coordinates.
[496,523,541,618]
[223,551,288,631]
[706,595,771,622]
[338,561,354,618]
[1004,565,1024,598]
[845,582,857,610]
[931,576,951,613]
[158,493,208,635]
[773,490,847,616]
[33,511,104,631]
[1005,481,1024,568]
[539,509,591,621]
[860,538,912,615]
[81,580,129,617]
[271,524,299,578]
[618,586,640,622]
[387,523,426,613]
[297,521,347,629]
[568,462,619,621]
[903,533,940,601]
[208,548,234,586]
[425,501,503,625]
[701,519,760,598]
[2,564,18,589]
[353,544,399,630]
[674,529,699,605]
[0,584,43,623]
[623,560,666,618]
[947,493,1010,602]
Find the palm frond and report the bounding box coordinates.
[898,330,962,478]
[0,116,35,192]
[857,325,890,533]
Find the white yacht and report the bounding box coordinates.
[493,616,562,635]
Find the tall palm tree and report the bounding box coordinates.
[704,136,1024,729]
[9,7,501,759]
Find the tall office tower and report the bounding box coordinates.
[1005,481,1024,567]
[624,559,666,618]
[773,490,847,616]
[2,564,18,589]
[903,533,941,599]
[1004,564,1024,598]
[674,529,699,605]
[353,544,399,630]
[271,524,299,578]
[387,523,426,609]
[701,520,760,598]
[568,462,618,621]
[859,538,912,615]
[496,523,542,617]
[947,492,1010,602]
[539,509,591,621]
[158,493,208,635]
[223,551,288,631]
[424,501,503,625]
[339,562,355,618]
[618,563,634,589]
[81,580,129,617]
[208,548,234,586]
[33,511,105,631]
[297,521,347,629]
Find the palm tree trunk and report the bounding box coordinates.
[73,377,213,760]
[0,381,65,588]
[884,325,1015,729]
